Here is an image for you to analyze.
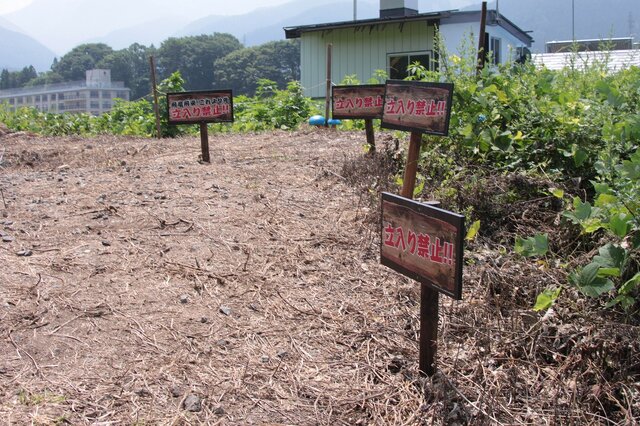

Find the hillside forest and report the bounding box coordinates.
[0,35,300,99]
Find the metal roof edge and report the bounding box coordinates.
[284,9,533,46]
[284,10,452,39]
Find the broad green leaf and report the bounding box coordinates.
[549,188,564,199]
[515,234,548,257]
[592,243,627,270]
[570,263,616,298]
[595,193,618,207]
[572,144,588,167]
[592,182,612,195]
[533,288,562,312]
[620,273,640,294]
[466,220,481,241]
[605,295,635,310]
[413,179,425,198]
[582,219,604,234]
[621,155,640,180]
[597,268,621,278]
[493,131,513,151]
[573,198,592,221]
[609,213,632,238]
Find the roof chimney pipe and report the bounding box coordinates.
[380,0,418,18]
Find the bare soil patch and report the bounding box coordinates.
[1,130,638,425]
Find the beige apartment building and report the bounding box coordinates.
[0,69,130,115]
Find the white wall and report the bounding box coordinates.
[439,21,527,63]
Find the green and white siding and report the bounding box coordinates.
[299,20,437,98]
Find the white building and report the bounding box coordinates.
[0,69,130,115]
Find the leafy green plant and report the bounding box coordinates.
[562,148,640,309]
[533,287,562,311]
[515,234,549,258]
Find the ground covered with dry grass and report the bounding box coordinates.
[1,129,638,425]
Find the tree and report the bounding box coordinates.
[214,40,300,96]
[97,43,157,100]
[52,43,114,81]
[18,66,38,86]
[157,33,242,90]
[24,71,64,87]
[0,69,12,90]
[0,66,39,89]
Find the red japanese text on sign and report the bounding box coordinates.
[384,223,455,266]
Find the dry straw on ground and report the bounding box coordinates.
[0,129,638,425]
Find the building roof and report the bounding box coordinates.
[284,9,533,46]
[533,50,640,72]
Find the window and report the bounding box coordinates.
[490,37,501,64]
[90,91,99,99]
[102,101,111,109]
[388,52,431,80]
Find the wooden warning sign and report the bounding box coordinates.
[381,192,464,300]
[381,80,453,136]
[167,90,234,125]
[332,84,385,119]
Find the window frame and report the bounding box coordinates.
[387,50,433,80]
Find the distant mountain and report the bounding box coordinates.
[86,17,191,50]
[4,0,198,54]
[491,0,638,51]
[0,25,56,72]
[0,0,637,68]
[175,1,379,46]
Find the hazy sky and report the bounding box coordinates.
[0,0,33,14]
[0,0,296,16]
[0,0,478,54]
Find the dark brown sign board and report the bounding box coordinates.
[332,84,385,119]
[381,80,454,136]
[381,192,464,300]
[167,90,234,125]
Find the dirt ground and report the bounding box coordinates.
[1,129,638,425]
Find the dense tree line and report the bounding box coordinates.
[0,35,300,99]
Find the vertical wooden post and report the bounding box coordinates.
[400,132,423,199]
[400,131,440,377]
[149,56,162,139]
[200,123,210,163]
[420,285,439,376]
[476,1,488,76]
[364,119,375,153]
[325,44,333,127]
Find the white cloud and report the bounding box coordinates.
[0,0,34,15]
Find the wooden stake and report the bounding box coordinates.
[200,123,210,163]
[325,44,333,127]
[400,131,440,377]
[149,56,162,139]
[364,119,375,153]
[0,188,7,209]
[476,1,488,76]
[420,285,439,376]
[400,132,423,198]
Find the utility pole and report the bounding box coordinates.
[353,0,357,20]
[572,0,575,41]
